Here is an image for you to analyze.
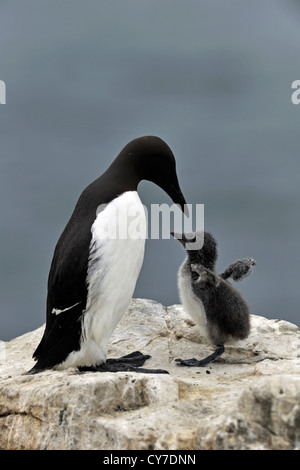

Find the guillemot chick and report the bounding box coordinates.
[171,231,256,367]
[28,136,187,375]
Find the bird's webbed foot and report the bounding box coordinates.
[106,350,150,367]
[220,258,256,282]
[78,351,169,374]
[175,345,225,368]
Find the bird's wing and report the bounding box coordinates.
[220,258,256,282]
[32,220,93,370]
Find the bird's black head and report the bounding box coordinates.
[110,136,187,214]
[171,231,218,270]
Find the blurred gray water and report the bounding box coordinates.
[0,0,299,340]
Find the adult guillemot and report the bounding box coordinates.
[171,231,256,367]
[28,136,187,374]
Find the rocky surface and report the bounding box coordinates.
[0,298,299,450]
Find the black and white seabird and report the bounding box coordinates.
[171,231,256,367]
[28,136,187,374]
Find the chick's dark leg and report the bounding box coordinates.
[175,344,225,367]
[78,351,169,374]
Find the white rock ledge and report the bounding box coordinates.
[0,298,299,450]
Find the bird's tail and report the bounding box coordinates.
[26,359,46,375]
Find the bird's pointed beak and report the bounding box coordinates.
[165,182,189,217]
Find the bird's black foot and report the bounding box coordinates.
[106,350,150,367]
[175,345,225,368]
[78,351,169,374]
[221,258,256,282]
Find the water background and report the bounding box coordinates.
[1,0,300,340]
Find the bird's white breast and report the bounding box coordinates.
[59,191,147,368]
